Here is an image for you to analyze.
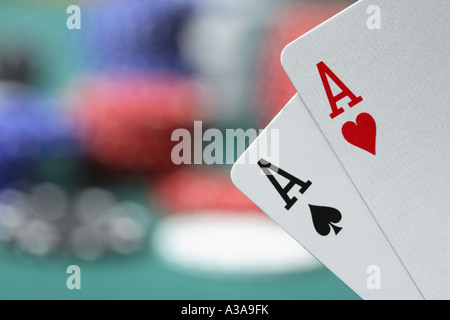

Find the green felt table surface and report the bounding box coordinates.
[0,243,359,300]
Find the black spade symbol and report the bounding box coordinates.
[308,205,343,236]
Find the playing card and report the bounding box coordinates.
[231,94,423,300]
[281,0,450,299]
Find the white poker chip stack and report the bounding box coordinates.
[151,169,321,277]
[153,212,321,276]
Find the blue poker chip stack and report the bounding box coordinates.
[0,91,80,186]
[85,0,196,75]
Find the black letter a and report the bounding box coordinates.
[258,159,312,210]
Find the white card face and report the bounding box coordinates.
[281,0,450,299]
[231,95,423,300]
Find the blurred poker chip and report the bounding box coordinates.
[153,168,259,213]
[255,1,353,126]
[151,169,320,276]
[0,91,80,185]
[84,0,195,75]
[0,183,151,260]
[72,75,211,174]
[0,96,79,158]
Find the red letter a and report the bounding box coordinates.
[317,61,363,119]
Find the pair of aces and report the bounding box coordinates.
[232,0,450,300]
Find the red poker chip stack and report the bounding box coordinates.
[152,168,260,214]
[73,75,209,174]
[255,1,352,126]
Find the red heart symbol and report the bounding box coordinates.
[342,113,377,155]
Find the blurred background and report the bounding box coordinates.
[0,0,359,299]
